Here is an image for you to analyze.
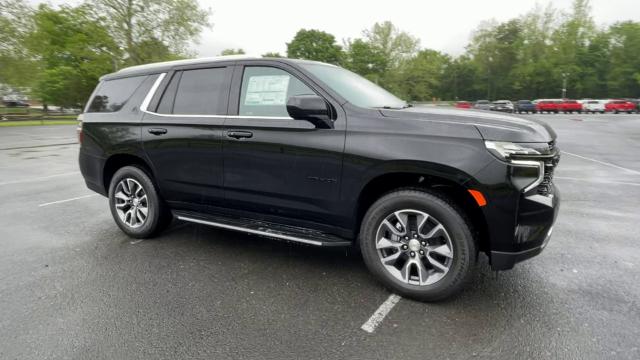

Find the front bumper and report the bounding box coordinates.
[490,186,560,270]
[468,152,561,271]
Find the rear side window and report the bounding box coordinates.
[170,67,228,115]
[88,75,147,112]
[156,72,181,114]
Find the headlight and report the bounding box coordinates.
[484,141,541,161]
[485,141,548,193]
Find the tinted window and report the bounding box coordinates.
[172,67,228,115]
[156,72,181,114]
[239,67,316,117]
[88,75,147,112]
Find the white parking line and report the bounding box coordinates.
[0,171,80,186]
[563,151,640,175]
[38,194,98,207]
[555,176,640,187]
[361,294,401,333]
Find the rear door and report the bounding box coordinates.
[141,63,233,207]
[222,62,347,226]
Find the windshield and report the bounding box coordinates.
[301,63,407,109]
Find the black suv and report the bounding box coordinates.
[79,57,560,301]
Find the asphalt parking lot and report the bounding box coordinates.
[1,113,639,359]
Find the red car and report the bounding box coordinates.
[455,101,472,109]
[558,100,582,113]
[605,100,636,114]
[536,100,561,113]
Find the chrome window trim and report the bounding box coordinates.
[139,71,293,120]
[139,72,166,112]
[511,159,544,193]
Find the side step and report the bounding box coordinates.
[173,210,352,247]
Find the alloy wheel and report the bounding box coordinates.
[375,209,454,286]
[114,178,149,228]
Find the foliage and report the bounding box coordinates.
[362,21,419,67]
[342,38,388,83]
[607,21,640,97]
[0,0,38,88]
[2,0,640,109]
[27,4,119,107]
[262,52,283,58]
[220,48,245,55]
[93,0,209,65]
[286,29,342,64]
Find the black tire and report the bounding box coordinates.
[108,165,172,238]
[359,189,477,301]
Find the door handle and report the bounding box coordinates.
[148,128,168,135]
[226,130,253,139]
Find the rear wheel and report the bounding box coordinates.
[108,165,171,238]
[359,189,476,301]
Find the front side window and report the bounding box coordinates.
[239,67,316,117]
[88,75,147,113]
[169,67,228,115]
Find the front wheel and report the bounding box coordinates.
[359,189,477,301]
[108,165,171,238]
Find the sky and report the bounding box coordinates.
[33,0,640,57]
[194,0,639,56]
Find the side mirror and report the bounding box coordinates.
[286,95,333,129]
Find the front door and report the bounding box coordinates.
[222,64,346,226]
[142,65,232,207]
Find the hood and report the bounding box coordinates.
[381,106,556,143]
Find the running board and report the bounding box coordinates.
[173,211,352,247]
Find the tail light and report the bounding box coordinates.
[77,114,83,144]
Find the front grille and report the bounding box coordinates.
[537,142,559,196]
[537,162,555,195]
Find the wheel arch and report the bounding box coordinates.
[102,153,155,193]
[354,166,490,253]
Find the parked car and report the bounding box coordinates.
[490,100,514,113]
[605,100,636,114]
[622,98,640,113]
[79,56,560,301]
[2,100,29,107]
[473,100,492,110]
[515,100,537,114]
[558,100,582,114]
[581,100,606,114]
[535,99,562,114]
[455,101,472,109]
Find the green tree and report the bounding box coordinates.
[391,49,450,101]
[219,48,245,55]
[467,19,525,100]
[510,4,559,99]
[286,29,342,64]
[439,55,483,101]
[342,38,388,83]
[134,38,183,63]
[549,0,597,98]
[0,0,39,89]
[363,21,419,67]
[262,52,283,58]
[607,21,640,97]
[93,0,210,65]
[27,4,118,107]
